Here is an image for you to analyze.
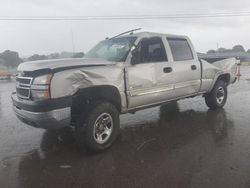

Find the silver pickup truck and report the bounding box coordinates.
[12,31,237,151]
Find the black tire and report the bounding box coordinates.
[76,100,120,152]
[205,80,228,109]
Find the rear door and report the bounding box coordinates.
[167,38,201,98]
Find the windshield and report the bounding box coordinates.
[84,36,137,62]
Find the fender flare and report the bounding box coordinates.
[208,72,230,92]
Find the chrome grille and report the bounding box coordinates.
[16,76,33,99]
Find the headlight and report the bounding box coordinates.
[31,74,53,101]
[33,74,52,85]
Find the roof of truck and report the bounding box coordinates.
[118,31,188,39]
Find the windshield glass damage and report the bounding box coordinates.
[84,36,137,62]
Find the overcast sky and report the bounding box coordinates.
[0,0,250,57]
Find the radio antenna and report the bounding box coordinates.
[108,28,142,40]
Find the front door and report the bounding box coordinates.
[126,37,174,109]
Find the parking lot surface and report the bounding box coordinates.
[0,67,250,188]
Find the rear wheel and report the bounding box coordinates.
[205,80,228,109]
[76,100,120,152]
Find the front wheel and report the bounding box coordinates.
[205,80,228,109]
[76,100,120,152]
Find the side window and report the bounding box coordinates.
[138,37,167,63]
[167,38,194,61]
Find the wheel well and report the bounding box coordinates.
[217,74,230,86]
[71,86,122,123]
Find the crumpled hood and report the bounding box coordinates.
[18,58,116,72]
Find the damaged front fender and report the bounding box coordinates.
[50,64,125,99]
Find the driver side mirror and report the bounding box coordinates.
[131,47,140,65]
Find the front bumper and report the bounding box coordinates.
[12,92,72,129]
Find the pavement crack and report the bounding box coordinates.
[136,138,156,151]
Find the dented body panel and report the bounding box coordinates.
[200,58,237,92]
[50,63,125,98]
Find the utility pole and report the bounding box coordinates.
[71,28,75,53]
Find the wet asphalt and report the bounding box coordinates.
[0,67,250,188]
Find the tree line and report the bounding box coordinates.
[1,45,249,68]
[207,45,250,54]
[0,50,84,68]
[0,50,22,68]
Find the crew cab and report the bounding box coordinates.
[12,31,237,151]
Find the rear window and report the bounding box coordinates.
[167,38,194,61]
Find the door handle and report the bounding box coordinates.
[163,67,172,73]
[191,65,197,70]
